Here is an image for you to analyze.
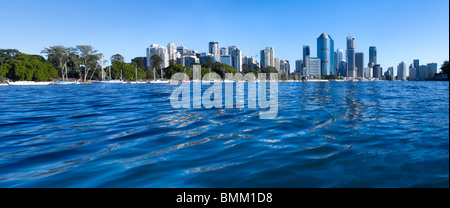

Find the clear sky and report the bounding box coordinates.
[1,0,449,74]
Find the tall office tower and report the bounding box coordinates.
[317,33,335,76]
[307,57,321,78]
[209,42,220,62]
[346,35,356,78]
[355,52,364,78]
[303,45,310,61]
[419,65,428,80]
[339,60,347,77]
[368,62,375,78]
[220,47,228,56]
[409,64,416,81]
[260,50,265,68]
[427,63,438,78]
[373,64,382,79]
[147,44,169,69]
[335,48,344,75]
[413,59,420,79]
[262,47,275,68]
[295,60,303,73]
[397,61,407,81]
[274,57,280,72]
[167,43,177,61]
[229,46,242,72]
[386,67,394,80]
[369,46,377,65]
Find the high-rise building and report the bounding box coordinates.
[339,60,347,77]
[427,63,438,78]
[260,50,265,68]
[167,43,178,61]
[368,62,375,79]
[335,48,344,74]
[355,52,364,78]
[317,33,335,76]
[413,59,420,79]
[346,35,356,78]
[147,44,169,69]
[308,57,321,78]
[419,65,428,80]
[208,42,220,62]
[274,57,280,72]
[369,46,377,65]
[409,64,416,81]
[220,47,228,56]
[229,46,242,72]
[397,61,407,81]
[373,64,382,79]
[303,45,310,62]
[261,47,275,68]
[220,55,232,66]
[295,60,303,74]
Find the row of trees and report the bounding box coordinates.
[0,49,57,81]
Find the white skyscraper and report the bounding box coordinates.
[263,47,275,68]
[167,43,177,61]
[229,46,243,72]
[147,44,169,69]
[397,61,407,81]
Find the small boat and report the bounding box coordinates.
[7,81,52,86]
[92,79,126,84]
[148,80,169,84]
[223,80,235,83]
[0,83,8,86]
[129,81,148,84]
[179,80,192,83]
[54,80,79,85]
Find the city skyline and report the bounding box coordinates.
[1,0,448,76]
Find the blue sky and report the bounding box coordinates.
[1,0,448,74]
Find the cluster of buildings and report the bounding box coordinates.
[293,33,438,81]
[143,34,439,81]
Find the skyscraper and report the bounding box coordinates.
[419,65,428,80]
[209,42,220,63]
[413,59,420,79]
[274,57,280,72]
[295,60,303,74]
[373,64,382,79]
[260,50,265,68]
[307,57,321,78]
[355,52,364,78]
[229,46,242,72]
[397,61,407,81]
[335,48,344,75]
[317,33,335,76]
[369,46,377,65]
[263,47,275,68]
[303,45,310,62]
[346,35,356,78]
[427,63,438,78]
[167,43,178,61]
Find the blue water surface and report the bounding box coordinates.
[0,81,448,187]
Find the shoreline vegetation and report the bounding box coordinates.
[1,47,449,84]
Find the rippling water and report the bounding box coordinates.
[0,81,448,187]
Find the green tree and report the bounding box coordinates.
[111,54,125,62]
[1,53,57,81]
[76,45,102,82]
[131,57,146,70]
[41,46,71,80]
[111,60,146,81]
[150,54,163,79]
[441,60,449,75]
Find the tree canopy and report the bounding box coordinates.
[0,52,57,81]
